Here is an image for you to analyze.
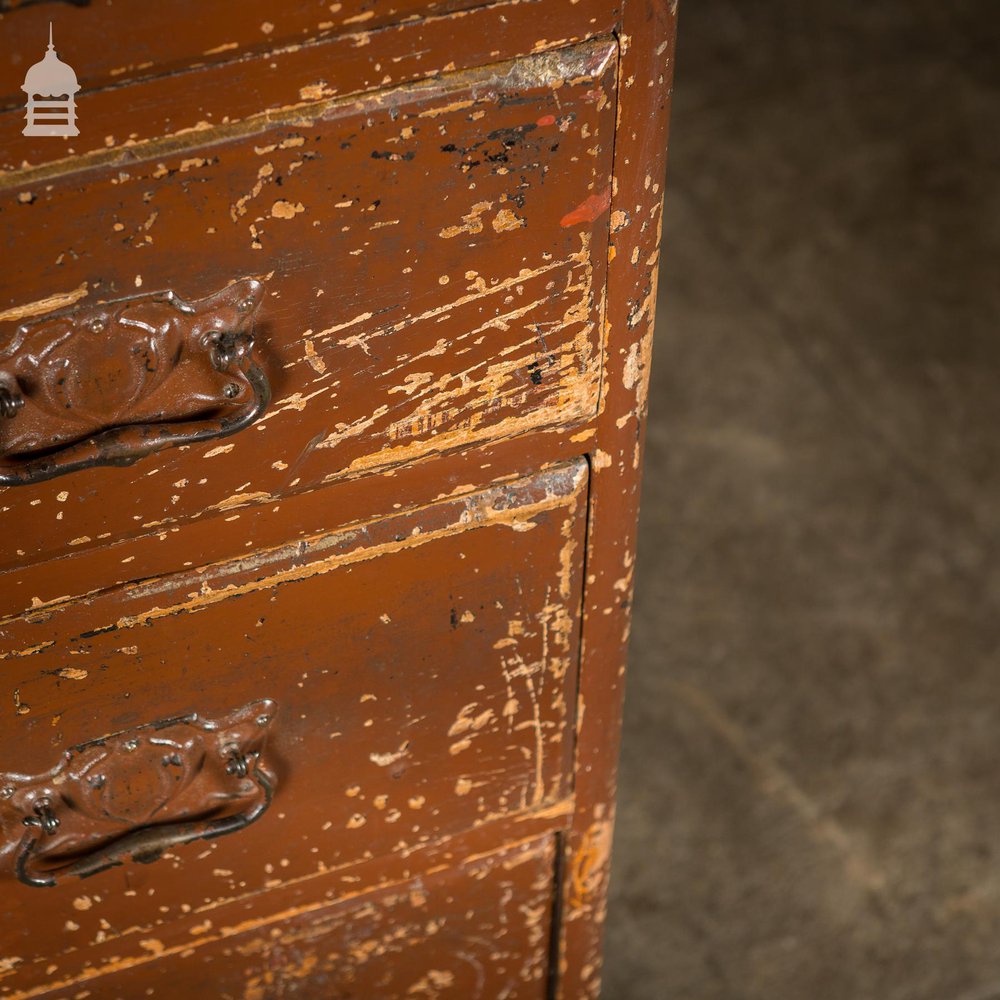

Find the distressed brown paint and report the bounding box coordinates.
[0,2,674,996]
[557,5,679,996]
[0,1,488,109]
[19,836,559,1000]
[0,0,615,174]
[0,41,616,570]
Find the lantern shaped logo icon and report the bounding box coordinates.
[21,24,80,138]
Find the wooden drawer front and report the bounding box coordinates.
[0,40,616,571]
[0,462,585,993]
[0,1,612,173]
[35,837,557,1000]
[0,1,485,108]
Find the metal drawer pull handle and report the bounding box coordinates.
[0,278,270,487]
[0,699,277,888]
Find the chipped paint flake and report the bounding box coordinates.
[271,199,305,220]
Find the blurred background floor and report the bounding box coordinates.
[603,2,1000,998]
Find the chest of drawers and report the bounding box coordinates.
[0,3,676,996]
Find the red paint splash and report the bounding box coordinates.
[536,113,556,126]
[559,186,612,228]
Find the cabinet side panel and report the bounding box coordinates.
[557,3,679,998]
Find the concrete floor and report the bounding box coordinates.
[603,2,1000,998]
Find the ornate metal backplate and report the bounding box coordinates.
[0,278,269,485]
[0,699,277,887]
